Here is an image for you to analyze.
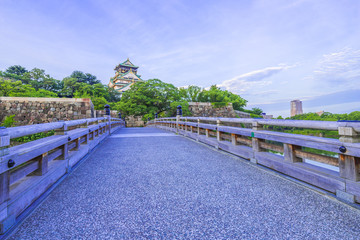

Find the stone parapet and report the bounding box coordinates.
[188,102,238,118]
[0,97,94,126]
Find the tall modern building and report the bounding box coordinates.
[290,100,303,117]
[108,58,143,93]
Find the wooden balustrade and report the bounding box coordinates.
[149,117,360,204]
[0,117,125,234]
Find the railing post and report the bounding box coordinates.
[338,124,360,182]
[283,144,302,163]
[0,127,9,159]
[0,128,14,234]
[250,121,263,164]
[197,118,200,135]
[54,121,68,135]
[176,105,182,134]
[0,169,14,234]
[54,122,69,161]
[80,120,89,144]
[231,134,238,146]
[104,104,111,134]
[34,152,49,175]
[216,119,222,141]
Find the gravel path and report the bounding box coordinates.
[9,127,360,239]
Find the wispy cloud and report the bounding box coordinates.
[218,65,293,94]
[307,47,360,87]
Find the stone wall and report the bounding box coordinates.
[234,110,251,118]
[125,115,145,127]
[0,97,94,126]
[188,102,238,118]
[95,110,119,118]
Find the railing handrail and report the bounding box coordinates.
[0,117,125,139]
[155,117,360,132]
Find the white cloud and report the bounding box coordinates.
[307,47,360,87]
[218,65,292,94]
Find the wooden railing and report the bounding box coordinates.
[0,117,125,234]
[149,117,360,204]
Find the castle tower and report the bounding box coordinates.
[290,100,303,117]
[108,58,143,93]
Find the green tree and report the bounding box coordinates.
[5,65,28,76]
[70,71,100,85]
[59,77,79,97]
[196,85,247,110]
[251,107,263,115]
[0,78,57,97]
[0,79,23,96]
[91,97,109,110]
[165,101,191,117]
[179,85,202,102]
[348,111,360,120]
[22,68,61,92]
[105,87,121,102]
[114,79,180,119]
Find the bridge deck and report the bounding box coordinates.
[9,128,360,239]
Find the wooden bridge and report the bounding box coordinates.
[1,115,360,239]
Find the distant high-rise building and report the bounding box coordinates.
[290,100,303,117]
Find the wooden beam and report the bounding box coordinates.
[294,149,338,166]
[259,142,284,153]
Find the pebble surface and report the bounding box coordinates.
[8,127,360,239]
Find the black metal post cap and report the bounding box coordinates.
[339,146,347,153]
[155,113,158,118]
[8,159,15,168]
[104,104,110,116]
[176,105,183,116]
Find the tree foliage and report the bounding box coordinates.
[179,85,247,111]
[70,71,100,85]
[288,112,360,121]
[114,79,180,119]
[5,65,28,76]
[0,78,57,97]
[0,65,120,110]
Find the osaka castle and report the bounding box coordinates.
[108,58,143,93]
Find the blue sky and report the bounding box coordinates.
[0,0,359,117]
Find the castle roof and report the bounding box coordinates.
[120,69,141,80]
[114,58,139,70]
